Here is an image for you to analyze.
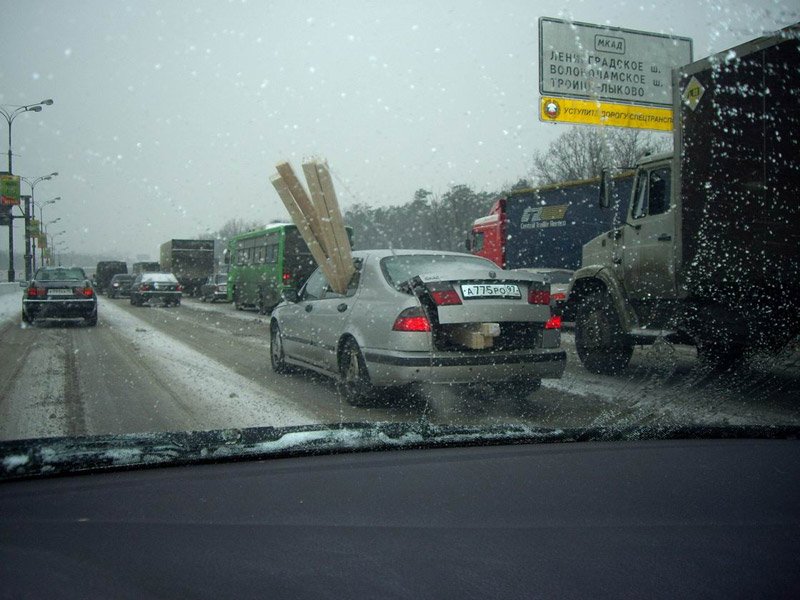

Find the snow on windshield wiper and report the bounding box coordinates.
[1,422,798,481]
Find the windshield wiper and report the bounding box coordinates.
[1,422,798,481]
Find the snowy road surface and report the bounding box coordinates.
[1,292,798,441]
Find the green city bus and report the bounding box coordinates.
[225,223,353,314]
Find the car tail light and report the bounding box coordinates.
[74,287,94,297]
[545,315,562,330]
[427,283,462,306]
[392,307,431,332]
[282,272,291,285]
[551,292,566,302]
[176,284,183,292]
[528,287,550,305]
[140,283,151,291]
[27,287,45,298]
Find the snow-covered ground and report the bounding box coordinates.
[98,299,316,428]
[0,284,21,324]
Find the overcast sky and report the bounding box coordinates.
[1,0,797,260]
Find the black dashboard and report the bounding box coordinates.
[1,438,799,598]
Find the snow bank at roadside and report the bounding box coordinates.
[99,299,316,429]
[0,287,21,324]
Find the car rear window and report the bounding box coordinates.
[380,254,496,287]
[35,268,86,281]
[143,273,179,283]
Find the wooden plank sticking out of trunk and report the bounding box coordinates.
[271,159,355,295]
[270,173,337,286]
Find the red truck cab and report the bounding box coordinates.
[468,198,505,268]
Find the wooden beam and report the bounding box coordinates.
[314,161,354,281]
[270,173,337,286]
[275,162,328,256]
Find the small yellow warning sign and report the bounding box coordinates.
[540,97,674,131]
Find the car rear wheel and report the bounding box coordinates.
[270,323,290,373]
[85,313,98,326]
[338,338,374,407]
[575,291,633,375]
[21,310,32,324]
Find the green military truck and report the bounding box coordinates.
[564,25,800,373]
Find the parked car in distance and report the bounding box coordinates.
[270,249,565,406]
[129,272,182,307]
[200,274,230,303]
[21,266,98,326]
[108,274,135,299]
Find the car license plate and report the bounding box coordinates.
[48,289,73,296]
[460,283,521,299]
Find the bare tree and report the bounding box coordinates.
[531,126,671,185]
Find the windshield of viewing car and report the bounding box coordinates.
[0,0,799,478]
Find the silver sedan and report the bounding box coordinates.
[270,249,566,406]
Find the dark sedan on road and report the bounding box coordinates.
[200,274,229,303]
[108,274,135,299]
[21,267,98,326]
[130,272,182,307]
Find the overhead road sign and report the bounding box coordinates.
[540,96,674,131]
[539,17,692,108]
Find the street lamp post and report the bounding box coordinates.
[49,230,66,266]
[20,172,58,279]
[0,99,54,281]
[43,218,62,266]
[38,196,61,266]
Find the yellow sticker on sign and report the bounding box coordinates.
[540,97,673,131]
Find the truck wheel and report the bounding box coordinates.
[575,291,633,375]
[257,292,268,315]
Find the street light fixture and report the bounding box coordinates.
[1,99,54,281]
[0,99,54,174]
[20,172,58,278]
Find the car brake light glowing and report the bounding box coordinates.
[27,287,45,298]
[551,292,566,301]
[528,288,551,305]
[545,315,562,330]
[74,287,94,297]
[140,283,151,291]
[282,272,291,284]
[176,284,183,292]
[392,307,432,332]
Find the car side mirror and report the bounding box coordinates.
[281,288,299,303]
[599,170,611,209]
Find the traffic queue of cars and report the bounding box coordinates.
[20,250,566,399]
